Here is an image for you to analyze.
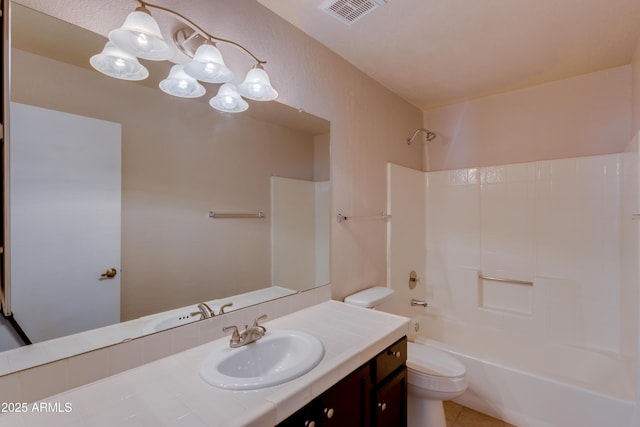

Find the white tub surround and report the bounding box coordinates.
[387,151,639,427]
[410,315,636,427]
[0,301,409,426]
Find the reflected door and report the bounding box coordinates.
[9,102,121,343]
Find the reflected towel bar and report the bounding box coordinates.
[336,212,392,223]
[478,274,533,286]
[209,211,265,219]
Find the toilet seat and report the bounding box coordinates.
[407,342,467,394]
[407,342,465,377]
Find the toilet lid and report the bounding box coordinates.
[407,342,466,378]
[343,286,394,308]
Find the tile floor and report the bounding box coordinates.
[444,401,517,427]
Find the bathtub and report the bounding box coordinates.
[409,314,637,427]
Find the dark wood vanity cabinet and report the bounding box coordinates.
[277,336,407,427]
[372,368,407,427]
[371,337,408,427]
[278,363,371,427]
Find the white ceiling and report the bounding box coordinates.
[258,0,640,110]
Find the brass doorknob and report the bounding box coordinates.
[100,268,117,279]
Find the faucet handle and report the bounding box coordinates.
[219,302,233,315]
[253,314,267,325]
[222,325,241,344]
[252,314,268,333]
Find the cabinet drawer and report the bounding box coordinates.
[372,336,407,384]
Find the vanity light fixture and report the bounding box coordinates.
[90,0,278,112]
[89,42,149,81]
[159,64,205,98]
[183,42,234,83]
[209,83,249,113]
[236,66,278,101]
[108,6,173,60]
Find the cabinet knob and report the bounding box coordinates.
[304,421,315,427]
[388,349,401,358]
[324,407,334,419]
[378,402,387,411]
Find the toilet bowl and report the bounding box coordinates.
[407,340,467,427]
[343,287,468,427]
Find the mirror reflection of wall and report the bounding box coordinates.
[3,3,330,350]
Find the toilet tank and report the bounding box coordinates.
[344,286,395,310]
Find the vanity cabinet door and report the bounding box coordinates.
[277,364,370,427]
[372,368,407,427]
[276,404,319,427]
[319,363,370,427]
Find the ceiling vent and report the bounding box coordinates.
[320,0,387,25]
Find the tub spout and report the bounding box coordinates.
[411,299,428,307]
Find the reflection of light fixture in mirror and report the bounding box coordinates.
[90,42,149,81]
[108,6,173,60]
[236,65,279,101]
[159,65,206,98]
[91,0,278,113]
[209,83,248,113]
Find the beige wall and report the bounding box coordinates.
[314,133,330,182]
[633,35,640,135]
[424,65,632,171]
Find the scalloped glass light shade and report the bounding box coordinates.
[90,42,149,81]
[209,83,248,113]
[183,44,234,83]
[159,65,206,98]
[236,67,278,101]
[109,10,173,60]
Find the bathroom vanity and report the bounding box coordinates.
[0,301,409,426]
[278,337,407,427]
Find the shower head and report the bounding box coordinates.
[407,128,437,145]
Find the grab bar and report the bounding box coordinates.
[209,211,264,219]
[478,274,533,286]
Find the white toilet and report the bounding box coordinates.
[344,287,468,427]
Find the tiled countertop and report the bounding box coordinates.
[1,301,409,426]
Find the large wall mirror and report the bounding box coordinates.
[0,1,330,374]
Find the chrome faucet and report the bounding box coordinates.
[411,298,428,307]
[223,314,268,348]
[219,302,233,315]
[190,302,215,319]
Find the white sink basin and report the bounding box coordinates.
[200,329,325,390]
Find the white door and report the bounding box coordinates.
[9,102,121,343]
